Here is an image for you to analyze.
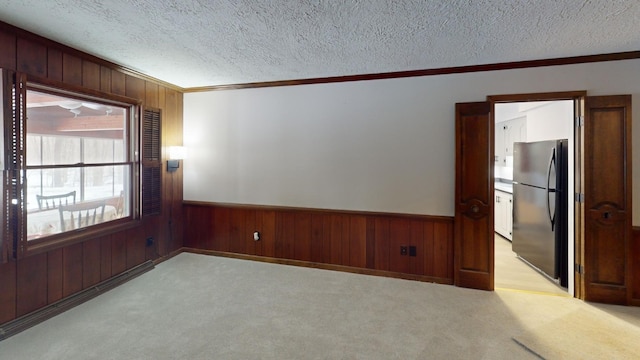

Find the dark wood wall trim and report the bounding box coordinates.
[184,50,640,92]
[631,227,640,306]
[183,201,454,222]
[183,202,454,284]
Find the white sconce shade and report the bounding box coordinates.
[167,146,187,172]
[168,146,187,160]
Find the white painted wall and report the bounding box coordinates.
[525,101,574,142]
[183,58,640,224]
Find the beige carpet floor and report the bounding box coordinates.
[0,253,639,359]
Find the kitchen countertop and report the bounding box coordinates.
[495,181,513,194]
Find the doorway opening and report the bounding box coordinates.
[492,99,575,297]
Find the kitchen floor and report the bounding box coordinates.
[494,234,569,296]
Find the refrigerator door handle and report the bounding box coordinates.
[546,147,556,231]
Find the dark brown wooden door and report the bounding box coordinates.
[582,95,632,304]
[454,102,494,290]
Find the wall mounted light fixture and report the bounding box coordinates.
[167,146,187,172]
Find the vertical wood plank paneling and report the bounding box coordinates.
[294,213,311,261]
[366,218,376,269]
[203,205,216,250]
[0,261,17,323]
[111,70,126,96]
[389,218,411,274]
[433,222,451,279]
[125,74,145,101]
[47,248,64,303]
[17,38,46,76]
[62,53,82,86]
[158,86,166,113]
[229,208,246,254]
[83,238,101,288]
[374,218,390,271]
[244,210,257,256]
[321,214,331,263]
[143,217,161,261]
[330,215,343,264]
[261,210,276,257]
[162,88,182,250]
[341,215,350,266]
[111,236,127,275]
[100,235,113,281]
[276,212,295,259]
[349,216,366,268]
[423,222,435,276]
[310,214,324,263]
[187,206,203,250]
[171,88,184,252]
[82,61,100,90]
[184,205,203,249]
[145,82,159,109]
[254,211,264,256]
[47,48,63,81]
[0,30,16,69]
[213,207,230,252]
[100,65,111,93]
[16,253,48,317]
[62,243,83,297]
[126,226,146,269]
[446,222,454,279]
[410,220,425,275]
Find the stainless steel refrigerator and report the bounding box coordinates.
[512,139,568,287]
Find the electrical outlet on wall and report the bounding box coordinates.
[253,231,260,241]
[400,246,408,256]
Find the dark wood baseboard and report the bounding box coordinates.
[182,247,453,285]
[152,248,183,266]
[0,260,155,341]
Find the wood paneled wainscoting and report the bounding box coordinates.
[183,202,454,283]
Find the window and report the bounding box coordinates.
[25,88,133,240]
[2,72,144,257]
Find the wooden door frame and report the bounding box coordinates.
[486,91,586,298]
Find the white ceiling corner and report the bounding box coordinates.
[0,0,638,88]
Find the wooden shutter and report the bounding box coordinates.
[141,108,161,216]
[1,70,26,261]
[582,95,631,304]
[454,101,494,290]
[1,69,12,263]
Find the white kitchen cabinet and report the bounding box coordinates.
[504,116,527,157]
[495,116,527,165]
[494,122,505,165]
[494,190,513,240]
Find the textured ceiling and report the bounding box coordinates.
[0,0,639,88]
